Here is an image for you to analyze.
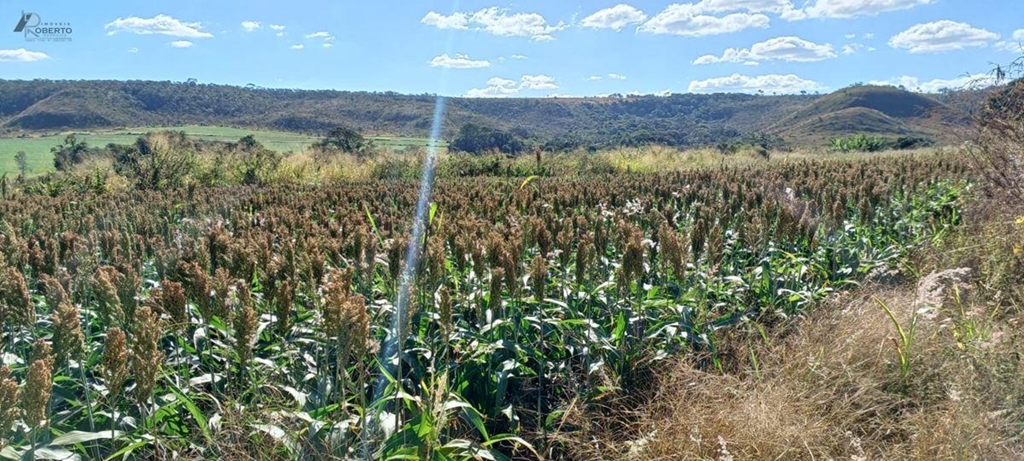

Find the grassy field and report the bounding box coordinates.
[0,125,439,176]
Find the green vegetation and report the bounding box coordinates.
[0,126,439,176]
[830,134,936,152]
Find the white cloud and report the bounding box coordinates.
[510,54,527,59]
[0,48,49,62]
[291,44,304,50]
[869,75,998,92]
[608,73,627,80]
[422,8,567,40]
[693,36,836,64]
[421,11,469,30]
[863,32,875,39]
[701,0,792,13]
[322,43,333,48]
[888,20,998,53]
[520,74,558,90]
[587,75,603,81]
[105,14,213,38]
[687,73,825,94]
[429,53,491,68]
[996,29,1024,53]
[466,77,520,97]
[269,24,286,31]
[465,74,559,97]
[305,31,334,40]
[169,40,193,48]
[845,33,856,39]
[276,32,285,37]
[783,0,934,20]
[127,47,138,54]
[639,4,769,37]
[581,4,648,31]
[241,21,261,32]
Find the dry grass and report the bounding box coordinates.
[567,277,1024,460]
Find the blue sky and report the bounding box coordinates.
[0,1,1019,97]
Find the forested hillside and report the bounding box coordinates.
[0,79,961,148]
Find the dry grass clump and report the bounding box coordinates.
[576,280,1023,460]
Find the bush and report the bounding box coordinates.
[112,131,196,190]
[51,134,90,172]
[829,134,888,152]
[449,123,525,155]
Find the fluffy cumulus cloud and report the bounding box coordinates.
[105,14,213,38]
[693,36,836,64]
[581,4,648,31]
[687,73,825,94]
[996,29,1024,53]
[639,3,769,37]
[291,44,304,50]
[869,74,998,92]
[269,24,286,31]
[608,73,627,80]
[841,43,875,54]
[888,20,998,53]
[0,48,49,62]
[510,54,527,59]
[465,75,559,97]
[783,0,934,20]
[169,40,193,48]
[429,53,491,69]
[241,21,261,32]
[520,74,558,90]
[700,0,792,13]
[305,31,333,40]
[422,8,567,40]
[587,75,603,81]
[421,11,469,30]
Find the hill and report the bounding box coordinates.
[0,79,965,149]
[774,85,951,143]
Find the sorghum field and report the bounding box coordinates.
[0,153,969,459]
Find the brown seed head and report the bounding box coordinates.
[530,254,547,301]
[23,340,53,429]
[0,267,33,329]
[0,366,21,447]
[102,328,130,398]
[52,300,85,368]
[130,307,164,406]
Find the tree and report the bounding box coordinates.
[112,131,196,190]
[14,151,27,178]
[450,123,525,155]
[317,125,369,154]
[51,135,89,172]
[232,135,281,185]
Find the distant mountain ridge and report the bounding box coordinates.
[0,79,965,148]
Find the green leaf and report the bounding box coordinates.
[166,378,213,443]
[50,430,125,446]
[33,446,80,460]
[103,437,153,461]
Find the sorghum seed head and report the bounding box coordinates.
[130,307,164,406]
[23,341,53,429]
[102,328,129,398]
[530,254,547,301]
[0,267,33,329]
[52,300,85,368]
[0,366,20,447]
